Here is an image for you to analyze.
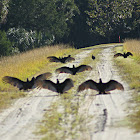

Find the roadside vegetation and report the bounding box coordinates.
[114,39,140,132]
[0,44,77,110]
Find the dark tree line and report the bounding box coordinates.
[0,0,139,56]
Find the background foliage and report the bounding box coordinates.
[0,0,139,55]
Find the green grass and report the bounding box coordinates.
[114,39,140,132]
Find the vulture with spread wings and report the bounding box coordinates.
[55,65,92,75]
[35,78,74,94]
[114,52,133,58]
[47,55,75,63]
[2,72,52,90]
[78,78,124,94]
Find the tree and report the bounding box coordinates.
[131,0,140,38]
[86,0,135,42]
[0,30,12,56]
[0,0,9,25]
[64,0,95,48]
[4,0,78,45]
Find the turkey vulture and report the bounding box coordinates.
[78,78,124,94]
[47,55,75,63]
[92,55,95,60]
[2,72,52,90]
[35,78,74,94]
[62,55,75,63]
[114,52,133,58]
[55,65,92,75]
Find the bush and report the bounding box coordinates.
[7,27,55,52]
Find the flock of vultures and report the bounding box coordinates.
[2,51,133,95]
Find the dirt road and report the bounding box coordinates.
[0,45,139,140]
[78,47,140,140]
[0,50,91,140]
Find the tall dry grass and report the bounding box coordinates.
[0,44,76,110]
[0,44,75,91]
[115,39,140,90]
[123,39,140,62]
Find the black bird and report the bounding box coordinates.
[92,55,95,60]
[47,55,75,63]
[114,52,133,58]
[55,65,92,75]
[35,78,74,94]
[2,72,52,90]
[77,78,124,94]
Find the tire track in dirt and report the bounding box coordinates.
[0,50,92,140]
[78,47,140,140]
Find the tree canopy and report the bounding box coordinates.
[0,0,139,56]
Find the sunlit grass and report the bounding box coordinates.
[0,44,77,111]
[0,44,75,91]
[114,39,140,132]
[123,39,140,62]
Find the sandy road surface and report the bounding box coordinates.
[0,50,91,140]
[78,47,140,140]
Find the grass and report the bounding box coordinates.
[114,39,140,132]
[0,91,26,110]
[36,46,101,140]
[0,44,78,110]
[0,44,76,91]
[123,39,140,62]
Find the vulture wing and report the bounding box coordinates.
[126,52,133,57]
[65,57,75,62]
[104,80,124,92]
[114,53,124,58]
[2,76,24,89]
[35,80,57,92]
[60,78,74,93]
[55,67,73,74]
[76,65,92,73]
[47,56,61,62]
[35,72,52,81]
[77,80,98,92]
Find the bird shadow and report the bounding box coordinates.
[32,95,59,98]
[75,92,111,97]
